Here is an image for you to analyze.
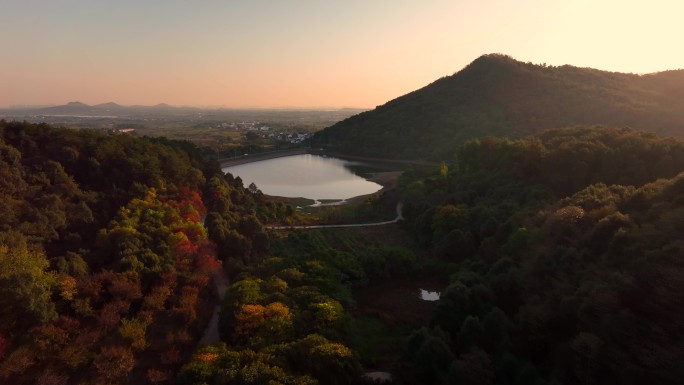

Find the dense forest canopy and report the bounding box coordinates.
[0,121,298,384]
[0,120,222,383]
[395,126,684,384]
[176,125,684,385]
[311,54,684,160]
[0,120,361,384]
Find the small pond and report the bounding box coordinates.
[419,289,441,301]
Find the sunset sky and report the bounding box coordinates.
[1,0,682,109]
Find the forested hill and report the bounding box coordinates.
[0,121,296,384]
[398,126,684,384]
[311,54,684,160]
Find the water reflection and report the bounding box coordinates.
[223,154,382,200]
[420,289,440,301]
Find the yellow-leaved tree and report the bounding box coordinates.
[0,237,57,330]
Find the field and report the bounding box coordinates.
[5,108,366,153]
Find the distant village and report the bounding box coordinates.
[215,121,312,144]
[105,120,313,144]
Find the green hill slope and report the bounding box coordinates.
[311,54,684,160]
[397,126,684,384]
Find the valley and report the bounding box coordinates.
[2,54,684,385]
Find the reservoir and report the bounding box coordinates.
[222,154,383,201]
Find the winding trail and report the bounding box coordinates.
[197,203,404,344]
[199,215,230,345]
[267,203,404,230]
[198,272,229,345]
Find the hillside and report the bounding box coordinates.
[3,121,683,384]
[396,126,684,384]
[311,54,684,160]
[0,121,297,384]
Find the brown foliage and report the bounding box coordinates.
[93,345,135,384]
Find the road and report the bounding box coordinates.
[199,215,230,345]
[267,203,404,230]
[198,271,229,345]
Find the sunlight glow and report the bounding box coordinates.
[1,0,681,108]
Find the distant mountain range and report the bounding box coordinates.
[0,101,203,116]
[312,54,684,160]
[0,102,366,121]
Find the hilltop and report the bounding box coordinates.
[311,54,684,160]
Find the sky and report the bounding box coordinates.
[1,0,682,109]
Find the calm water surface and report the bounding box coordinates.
[420,289,441,301]
[222,154,382,200]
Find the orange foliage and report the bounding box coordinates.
[31,324,69,355]
[173,285,200,324]
[58,275,77,301]
[77,275,102,300]
[142,285,172,311]
[173,237,199,259]
[196,352,219,362]
[265,302,291,318]
[195,246,221,275]
[233,302,292,338]
[93,345,135,383]
[0,346,35,379]
[56,315,80,332]
[234,304,267,337]
[105,272,143,302]
[164,186,207,223]
[98,303,122,332]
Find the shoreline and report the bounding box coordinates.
[219,147,439,169]
[265,170,401,208]
[315,171,401,207]
[219,148,317,167]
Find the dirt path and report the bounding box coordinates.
[198,271,229,345]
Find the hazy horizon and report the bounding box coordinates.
[2,101,368,110]
[2,0,682,109]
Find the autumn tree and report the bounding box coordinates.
[0,239,57,330]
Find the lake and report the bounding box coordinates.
[222,154,383,201]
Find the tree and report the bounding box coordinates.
[445,349,494,385]
[286,334,362,385]
[0,241,57,329]
[414,335,455,384]
[232,302,293,345]
[119,318,148,351]
[93,345,135,384]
